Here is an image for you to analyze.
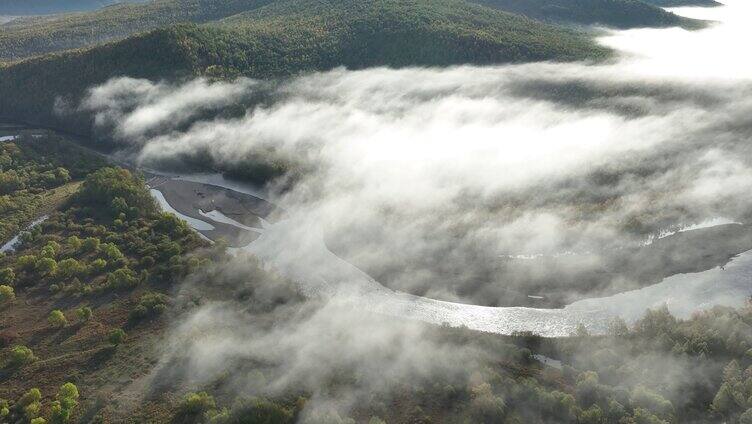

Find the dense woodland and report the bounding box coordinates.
[0,0,612,140]
[0,0,275,62]
[0,134,750,423]
[0,0,711,145]
[640,0,720,6]
[0,0,702,63]
[0,1,131,15]
[473,0,704,29]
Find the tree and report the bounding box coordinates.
[18,388,42,420]
[0,284,14,304]
[0,267,14,285]
[107,268,138,289]
[0,398,9,418]
[100,242,123,261]
[43,241,61,257]
[631,386,674,420]
[129,292,168,320]
[66,235,82,251]
[36,257,58,277]
[8,344,35,367]
[51,382,79,423]
[81,237,100,252]
[17,254,37,271]
[108,328,126,346]
[49,309,68,328]
[57,258,84,279]
[740,408,752,424]
[76,168,157,218]
[76,306,93,322]
[88,258,107,274]
[225,398,293,424]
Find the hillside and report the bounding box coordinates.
[474,0,706,29]
[0,0,275,62]
[0,0,707,63]
[0,0,611,137]
[0,0,135,15]
[641,0,721,6]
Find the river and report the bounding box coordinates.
[4,1,751,337]
[143,171,752,337]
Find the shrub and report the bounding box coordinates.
[40,242,59,259]
[36,257,57,277]
[0,400,8,418]
[180,392,216,415]
[0,267,14,285]
[66,236,82,251]
[100,242,123,261]
[76,306,93,322]
[631,386,674,419]
[31,418,47,424]
[129,292,168,321]
[8,344,36,367]
[108,328,126,346]
[226,398,293,424]
[88,258,107,274]
[107,267,138,289]
[81,237,100,252]
[740,408,752,424]
[18,388,42,420]
[139,256,155,268]
[51,382,79,423]
[17,254,37,271]
[0,284,14,304]
[48,309,68,328]
[57,258,84,279]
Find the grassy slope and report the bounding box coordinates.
[475,0,707,29]
[0,0,611,136]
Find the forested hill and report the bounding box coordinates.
[0,0,132,15]
[474,0,706,29]
[641,0,721,6]
[0,0,611,138]
[0,0,275,62]
[0,0,707,63]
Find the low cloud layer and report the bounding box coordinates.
[78,8,752,304]
[78,1,752,418]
